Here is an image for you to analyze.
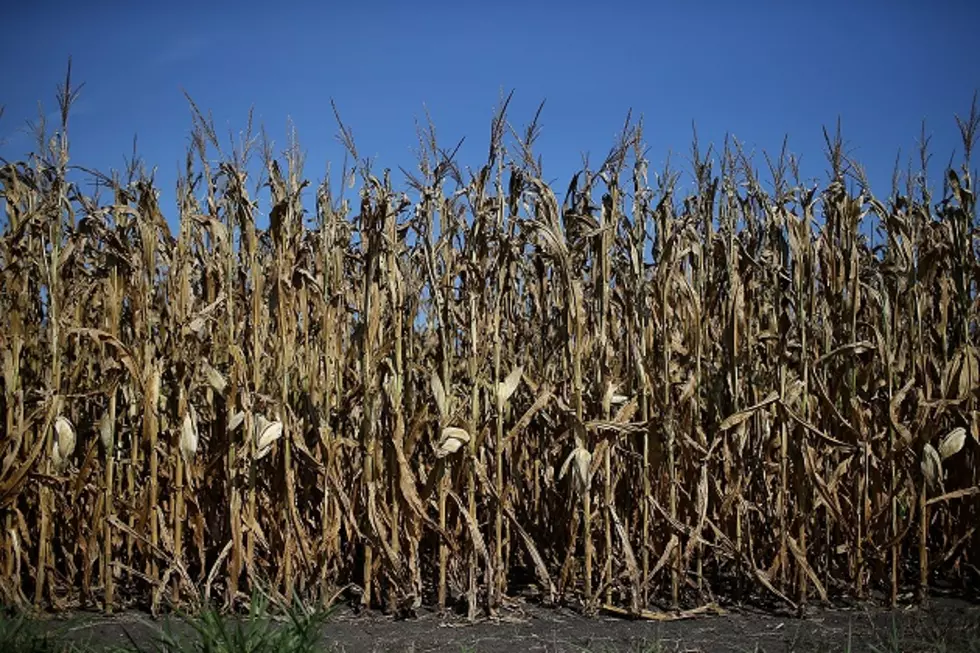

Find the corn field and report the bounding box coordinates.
[2,72,979,618]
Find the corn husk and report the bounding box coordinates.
[180,404,199,462]
[939,427,966,460]
[436,426,469,458]
[254,415,284,460]
[52,415,76,472]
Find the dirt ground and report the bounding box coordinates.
[39,596,980,653]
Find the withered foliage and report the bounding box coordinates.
[2,74,979,617]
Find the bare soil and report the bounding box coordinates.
[35,596,980,653]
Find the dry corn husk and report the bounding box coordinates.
[496,366,523,406]
[601,380,628,415]
[431,371,448,419]
[559,445,592,496]
[180,404,199,463]
[52,415,76,472]
[201,359,227,394]
[383,369,403,405]
[939,427,966,460]
[98,411,113,450]
[436,426,469,458]
[921,443,943,490]
[228,411,246,433]
[254,415,284,460]
[188,316,207,335]
[147,369,160,413]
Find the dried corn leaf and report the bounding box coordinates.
[787,535,827,601]
[504,386,553,445]
[926,485,980,506]
[68,328,143,392]
[472,457,555,601]
[447,490,487,560]
[608,503,641,613]
[888,378,915,447]
[719,391,779,431]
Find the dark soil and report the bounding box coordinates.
[34,596,980,653]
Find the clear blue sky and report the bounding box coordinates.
[2,0,978,231]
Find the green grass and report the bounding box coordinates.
[0,609,79,653]
[4,598,974,653]
[124,592,334,653]
[2,590,335,653]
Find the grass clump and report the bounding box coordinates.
[125,592,332,653]
[0,610,75,653]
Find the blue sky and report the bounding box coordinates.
[1,0,978,232]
